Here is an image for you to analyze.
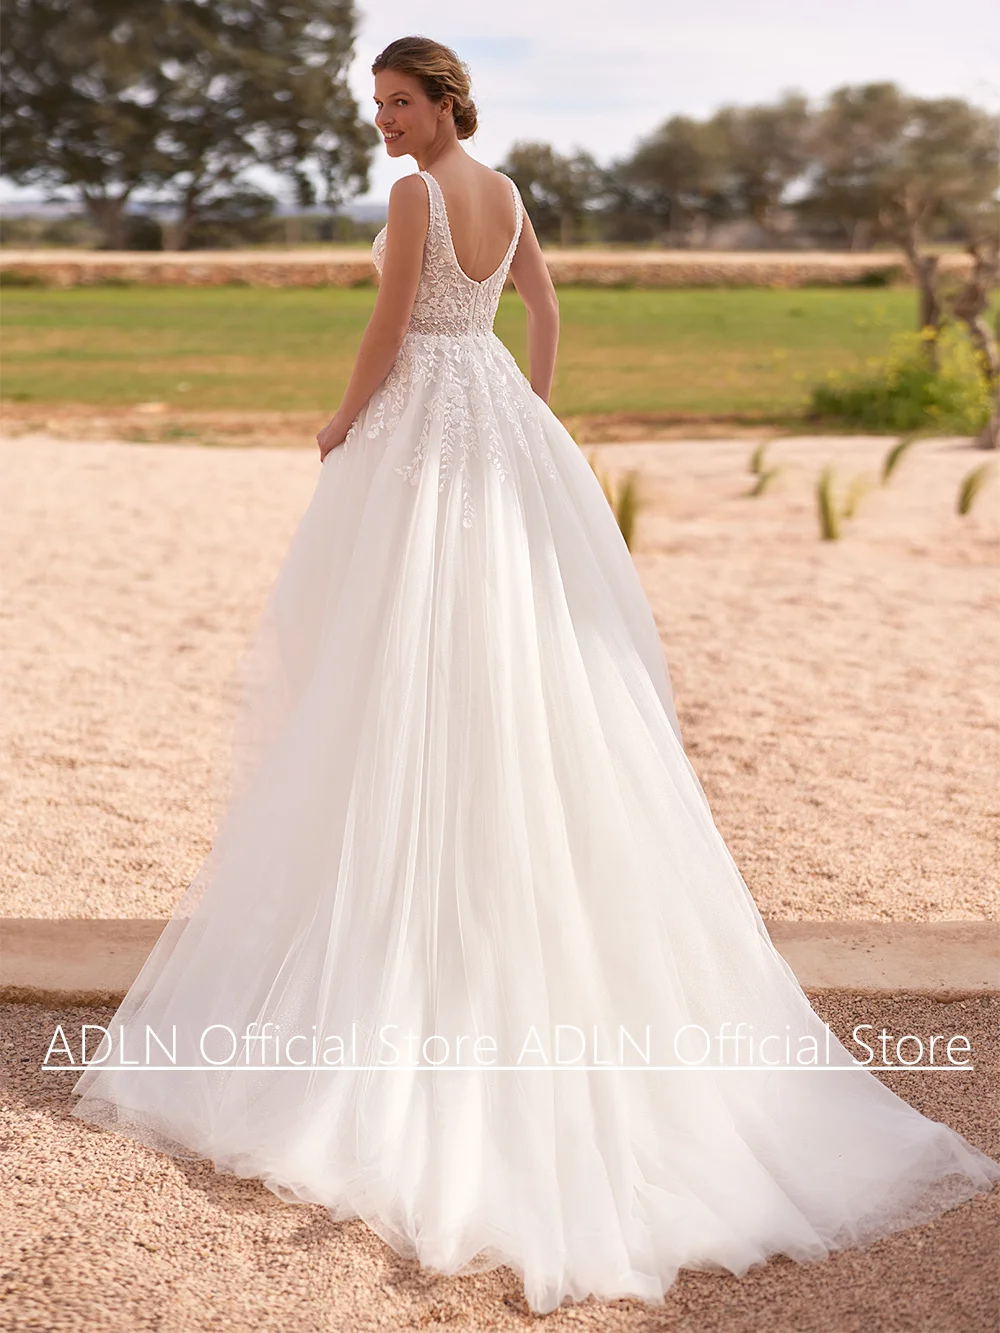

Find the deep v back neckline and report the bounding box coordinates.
[420,171,521,287]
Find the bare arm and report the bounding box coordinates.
[317,175,429,460]
[508,209,560,404]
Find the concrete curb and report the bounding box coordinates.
[1,918,997,1007]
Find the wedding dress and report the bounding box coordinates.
[70,169,999,1314]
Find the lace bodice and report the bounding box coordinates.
[359,168,551,529]
[371,171,523,337]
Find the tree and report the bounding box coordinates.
[805,85,1000,353]
[497,142,603,246]
[183,187,280,249]
[709,95,811,236]
[799,83,912,251]
[0,0,375,249]
[611,116,729,245]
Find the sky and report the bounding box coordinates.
[349,0,1000,202]
[2,0,997,206]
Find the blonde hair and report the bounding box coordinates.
[372,36,478,139]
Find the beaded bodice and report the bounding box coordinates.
[371,171,523,337]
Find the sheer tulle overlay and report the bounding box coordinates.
[70,171,999,1314]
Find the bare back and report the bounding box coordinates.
[422,158,520,283]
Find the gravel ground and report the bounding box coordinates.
[2,434,998,1329]
[0,432,996,921]
[2,993,996,1333]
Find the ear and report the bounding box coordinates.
[438,95,453,121]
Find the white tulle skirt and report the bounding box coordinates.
[70,331,999,1314]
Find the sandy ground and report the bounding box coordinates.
[0,432,997,922]
[2,993,997,1333]
[2,433,998,1330]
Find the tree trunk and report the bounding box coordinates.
[160,173,216,251]
[163,192,200,251]
[83,192,130,250]
[978,398,1000,449]
[953,242,1000,376]
[977,312,1000,451]
[881,204,942,369]
[954,241,1000,449]
[910,249,941,339]
[849,218,872,253]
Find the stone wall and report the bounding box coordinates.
[0,248,972,290]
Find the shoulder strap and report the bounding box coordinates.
[503,174,524,252]
[416,170,445,240]
[498,175,524,281]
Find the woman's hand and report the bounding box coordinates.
[317,413,350,462]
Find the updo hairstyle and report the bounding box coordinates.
[371,36,478,139]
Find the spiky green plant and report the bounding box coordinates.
[842,473,873,520]
[746,439,782,497]
[957,463,995,516]
[613,471,643,549]
[587,450,644,549]
[749,441,770,475]
[881,433,920,484]
[817,466,841,540]
[749,467,782,497]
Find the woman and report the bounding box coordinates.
[71,36,999,1315]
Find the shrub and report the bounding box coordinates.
[0,268,47,287]
[810,325,991,434]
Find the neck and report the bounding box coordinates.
[414,132,462,173]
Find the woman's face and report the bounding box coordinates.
[373,70,451,158]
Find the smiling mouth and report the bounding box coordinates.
[382,131,403,143]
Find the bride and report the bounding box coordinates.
[71,36,999,1315]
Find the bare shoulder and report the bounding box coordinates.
[474,162,516,193]
[388,173,431,212]
[383,174,430,255]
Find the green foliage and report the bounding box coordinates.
[880,433,921,483]
[184,190,279,251]
[852,267,906,288]
[605,84,998,249]
[816,466,841,540]
[956,463,994,515]
[801,85,999,249]
[810,326,991,434]
[612,473,644,550]
[748,469,781,496]
[746,440,781,495]
[815,464,872,538]
[587,452,644,549]
[0,0,375,249]
[121,214,163,252]
[0,213,102,248]
[495,143,603,245]
[0,268,46,287]
[748,441,769,474]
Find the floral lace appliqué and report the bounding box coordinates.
[366,172,556,527]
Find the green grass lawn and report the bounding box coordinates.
[1,286,919,420]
